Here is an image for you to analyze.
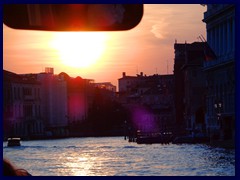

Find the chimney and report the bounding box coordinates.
[123,72,126,77]
[45,67,54,74]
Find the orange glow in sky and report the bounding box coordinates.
[3,4,206,89]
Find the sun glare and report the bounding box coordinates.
[50,32,108,68]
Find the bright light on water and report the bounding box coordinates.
[3,137,235,176]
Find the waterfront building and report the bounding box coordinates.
[3,68,97,138]
[173,43,186,134]
[37,69,68,137]
[202,4,235,142]
[118,72,175,133]
[3,70,44,139]
[174,42,206,135]
[174,42,207,135]
[66,75,94,131]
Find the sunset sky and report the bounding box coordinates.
[3,4,207,90]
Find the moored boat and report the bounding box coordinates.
[7,138,21,147]
[136,131,173,144]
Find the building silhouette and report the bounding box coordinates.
[3,68,96,139]
[174,42,206,136]
[37,69,68,137]
[3,70,44,139]
[118,72,175,133]
[94,82,116,92]
[65,75,94,136]
[203,4,235,143]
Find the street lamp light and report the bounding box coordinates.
[214,100,223,126]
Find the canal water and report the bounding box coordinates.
[3,137,235,176]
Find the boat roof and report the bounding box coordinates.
[8,138,21,140]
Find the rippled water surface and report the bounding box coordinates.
[3,137,235,176]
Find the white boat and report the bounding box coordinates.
[7,138,21,147]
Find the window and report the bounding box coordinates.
[23,87,32,96]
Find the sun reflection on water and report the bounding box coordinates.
[63,155,90,176]
[3,137,235,176]
[62,152,114,176]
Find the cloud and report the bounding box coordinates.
[144,4,206,43]
[150,19,169,39]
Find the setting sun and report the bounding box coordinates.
[50,32,108,68]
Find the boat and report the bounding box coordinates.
[136,131,173,144]
[7,138,21,147]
